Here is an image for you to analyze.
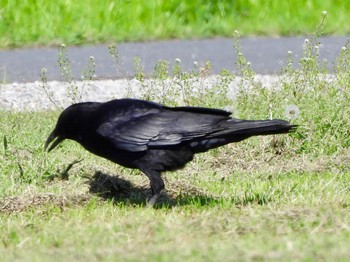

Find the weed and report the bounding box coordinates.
[39,67,60,109]
[108,43,134,97]
[57,44,81,103]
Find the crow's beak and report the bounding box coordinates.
[45,130,65,152]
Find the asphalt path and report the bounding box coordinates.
[0,36,348,83]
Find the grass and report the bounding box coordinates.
[1,204,349,261]
[1,1,350,48]
[1,16,350,261]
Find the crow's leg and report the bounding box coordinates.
[140,168,165,206]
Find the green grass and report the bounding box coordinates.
[1,29,350,260]
[1,204,349,261]
[1,0,350,48]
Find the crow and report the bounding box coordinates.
[45,98,296,205]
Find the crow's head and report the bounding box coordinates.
[45,102,100,152]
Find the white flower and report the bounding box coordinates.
[175,58,181,63]
[287,51,293,55]
[322,11,328,15]
[285,105,300,120]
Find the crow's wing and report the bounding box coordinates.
[96,108,231,152]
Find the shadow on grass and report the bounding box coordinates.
[87,171,270,208]
[87,171,226,208]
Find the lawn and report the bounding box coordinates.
[0,30,350,260]
[1,0,350,48]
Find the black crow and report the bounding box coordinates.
[45,98,296,205]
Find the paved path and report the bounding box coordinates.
[0,36,348,83]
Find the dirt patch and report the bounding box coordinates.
[0,193,91,213]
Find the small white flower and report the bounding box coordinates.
[304,39,309,44]
[193,61,198,67]
[61,43,66,47]
[175,58,181,63]
[89,56,95,60]
[341,46,347,51]
[41,67,47,73]
[285,105,300,120]
[322,10,328,15]
[314,45,319,49]
[287,51,293,55]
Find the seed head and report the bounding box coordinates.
[285,105,300,120]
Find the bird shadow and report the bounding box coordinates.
[86,171,222,208]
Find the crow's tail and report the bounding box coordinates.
[191,119,297,153]
[221,119,296,142]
